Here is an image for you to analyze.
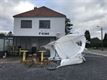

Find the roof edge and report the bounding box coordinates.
[13,6,66,18]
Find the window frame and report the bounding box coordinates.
[39,20,50,29]
[21,20,32,28]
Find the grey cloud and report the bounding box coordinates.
[0,18,13,31]
[83,14,105,22]
[0,0,107,33]
[0,0,20,32]
[0,0,33,32]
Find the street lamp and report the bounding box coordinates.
[97,26,103,51]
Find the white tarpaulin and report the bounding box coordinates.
[44,34,86,67]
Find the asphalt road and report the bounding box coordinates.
[0,53,107,80]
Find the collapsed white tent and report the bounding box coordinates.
[44,34,86,67]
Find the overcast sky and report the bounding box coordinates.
[0,0,107,35]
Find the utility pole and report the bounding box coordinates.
[97,26,103,51]
[101,27,103,51]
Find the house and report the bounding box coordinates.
[13,6,66,49]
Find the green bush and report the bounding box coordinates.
[90,38,102,48]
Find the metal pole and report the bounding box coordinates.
[101,27,103,51]
[3,37,5,51]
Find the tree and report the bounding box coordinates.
[85,30,91,41]
[0,33,5,37]
[90,38,102,48]
[65,18,73,35]
[7,31,13,36]
[103,33,107,47]
[85,30,91,48]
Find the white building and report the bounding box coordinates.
[13,6,66,49]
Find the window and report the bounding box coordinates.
[21,20,32,28]
[39,20,50,29]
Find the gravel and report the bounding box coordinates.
[0,53,107,80]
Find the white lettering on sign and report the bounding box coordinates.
[39,32,49,35]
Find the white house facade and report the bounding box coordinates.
[13,6,66,49]
[14,17,65,37]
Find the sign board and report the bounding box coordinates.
[39,32,49,35]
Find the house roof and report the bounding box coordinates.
[13,6,66,17]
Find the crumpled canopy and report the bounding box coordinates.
[44,34,86,67]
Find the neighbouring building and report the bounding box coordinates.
[13,6,66,49]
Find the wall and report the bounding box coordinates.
[14,17,65,37]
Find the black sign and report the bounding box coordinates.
[39,32,49,35]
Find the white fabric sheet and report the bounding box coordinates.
[44,34,86,67]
